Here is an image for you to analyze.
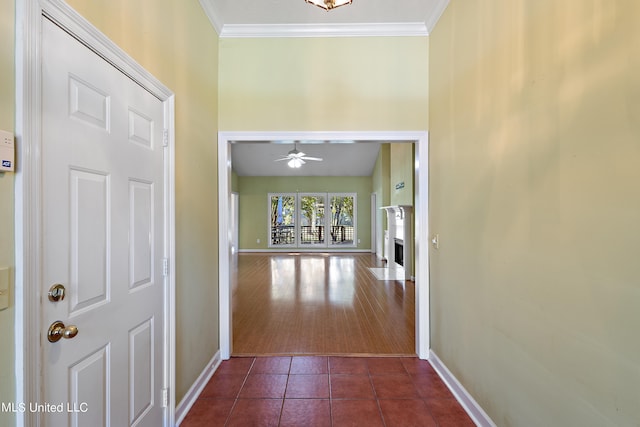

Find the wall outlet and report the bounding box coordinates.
[256,238,260,244]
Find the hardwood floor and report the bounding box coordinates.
[232,253,415,356]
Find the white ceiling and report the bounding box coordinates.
[207,1,445,176]
[231,141,384,177]
[199,0,449,37]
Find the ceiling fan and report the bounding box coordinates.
[274,143,323,168]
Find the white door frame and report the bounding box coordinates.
[15,1,176,426]
[218,131,430,360]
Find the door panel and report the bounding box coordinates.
[299,194,326,246]
[41,17,165,427]
[69,169,110,314]
[269,194,296,247]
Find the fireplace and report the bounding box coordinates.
[394,239,404,267]
[381,205,413,280]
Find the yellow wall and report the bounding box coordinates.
[64,0,220,404]
[219,37,429,131]
[0,0,15,424]
[429,1,640,425]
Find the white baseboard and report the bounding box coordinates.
[429,350,497,427]
[175,350,222,426]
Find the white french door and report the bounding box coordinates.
[299,193,327,247]
[269,193,356,248]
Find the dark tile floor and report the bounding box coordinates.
[181,356,475,426]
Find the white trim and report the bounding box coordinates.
[16,1,176,426]
[197,0,223,35]
[218,136,232,359]
[429,350,497,427]
[414,137,430,358]
[164,96,177,427]
[219,22,429,38]
[218,131,429,360]
[425,0,450,35]
[175,351,222,426]
[15,1,42,425]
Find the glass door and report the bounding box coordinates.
[299,194,326,247]
[329,194,356,247]
[269,194,296,248]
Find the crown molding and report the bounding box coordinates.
[198,0,223,35]
[425,0,449,34]
[219,22,429,38]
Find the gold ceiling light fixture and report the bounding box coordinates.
[305,0,352,11]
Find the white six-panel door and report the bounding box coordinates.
[41,17,166,426]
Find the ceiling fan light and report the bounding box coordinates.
[305,0,352,11]
[288,159,302,168]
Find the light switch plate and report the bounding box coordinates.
[0,267,9,310]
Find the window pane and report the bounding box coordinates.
[329,195,355,246]
[299,195,325,245]
[270,195,296,246]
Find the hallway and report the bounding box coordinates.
[181,356,475,426]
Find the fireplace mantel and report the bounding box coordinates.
[380,205,413,280]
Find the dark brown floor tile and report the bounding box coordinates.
[371,374,419,399]
[290,356,329,374]
[330,374,375,399]
[379,399,438,427]
[180,398,234,427]
[215,357,255,376]
[367,357,407,374]
[226,399,283,427]
[329,357,369,374]
[280,399,331,427]
[412,374,454,399]
[424,398,476,427]
[239,374,288,399]
[251,356,292,374]
[331,399,385,427]
[285,374,330,398]
[401,357,437,376]
[200,374,246,399]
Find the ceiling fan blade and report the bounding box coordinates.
[301,156,322,161]
[274,157,290,162]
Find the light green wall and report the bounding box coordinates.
[429,1,640,426]
[219,37,429,131]
[238,176,372,250]
[65,0,219,404]
[372,145,390,257]
[0,0,15,425]
[389,143,414,206]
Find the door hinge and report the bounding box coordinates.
[162,258,169,277]
[162,129,169,147]
[161,388,168,408]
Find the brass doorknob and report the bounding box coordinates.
[47,320,79,343]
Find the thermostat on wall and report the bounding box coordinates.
[0,129,15,172]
